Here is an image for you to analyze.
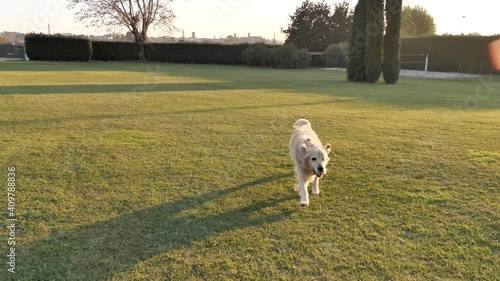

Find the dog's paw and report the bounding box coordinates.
[294,185,300,192]
[299,201,309,207]
[311,190,320,196]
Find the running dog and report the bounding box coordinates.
[290,119,331,206]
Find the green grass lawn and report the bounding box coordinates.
[0,61,499,280]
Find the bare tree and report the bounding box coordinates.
[68,0,176,60]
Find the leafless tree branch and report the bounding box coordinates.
[68,0,175,43]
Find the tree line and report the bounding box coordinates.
[283,0,436,49]
[283,0,437,84]
[20,0,437,84]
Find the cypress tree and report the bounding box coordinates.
[383,0,403,84]
[347,0,367,82]
[364,0,384,83]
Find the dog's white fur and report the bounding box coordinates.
[290,119,331,206]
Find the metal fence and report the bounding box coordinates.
[0,44,25,59]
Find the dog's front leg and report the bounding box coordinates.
[311,176,320,195]
[298,181,309,206]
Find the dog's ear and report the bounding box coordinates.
[325,144,332,154]
[300,141,310,151]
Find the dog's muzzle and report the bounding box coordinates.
[314,166,325,178]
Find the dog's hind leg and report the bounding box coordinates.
[311,176,320,195]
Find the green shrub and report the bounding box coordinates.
[92,41,140,61]
[323,42,349,67]
[296,48,311,68]
[264,47,276,67]
[242,44,269,66]
[25,33,92,61]
[242,44,309,69]
[273,44,299,69]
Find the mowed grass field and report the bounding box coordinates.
[0,61,499,280]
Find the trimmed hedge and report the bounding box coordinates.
[25,33,92,61]
[145,43,250,64]
[92,41,140,61]
[401,35,500,73]
[23,32,500,73]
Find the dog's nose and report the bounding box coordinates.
[318,166,324,172]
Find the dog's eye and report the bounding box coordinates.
[312,157,317,161]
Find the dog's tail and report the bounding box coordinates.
[293,119,311,129]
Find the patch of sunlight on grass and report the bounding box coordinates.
[0,61,498,281]
[0,71,220,86]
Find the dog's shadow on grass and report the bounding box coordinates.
[16,174,295,280]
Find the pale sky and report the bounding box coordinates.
[1,0,499,41]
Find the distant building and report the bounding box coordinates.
[0,30,281,45]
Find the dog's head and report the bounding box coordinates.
[301,141,332,178]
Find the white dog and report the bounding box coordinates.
[290,119,331,206]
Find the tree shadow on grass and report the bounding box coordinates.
[0,82,244,95]
[0,100,348,126]
[2,80,499,110]
[14,174,295,281]
[5,61,495,110]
